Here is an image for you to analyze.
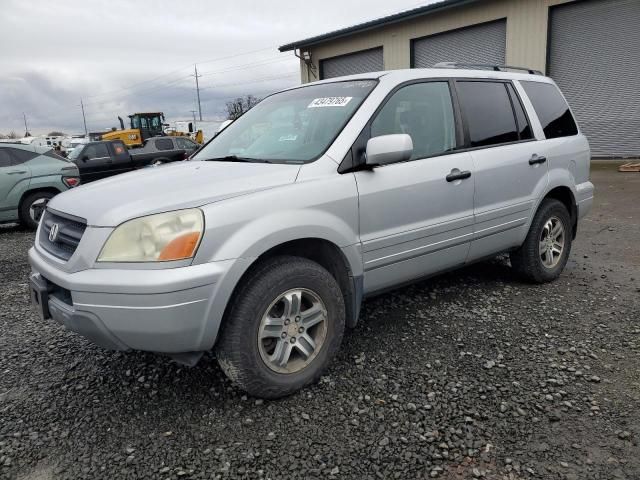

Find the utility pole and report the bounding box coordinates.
[79,98,88,136]
[193,64,203,121]
[190,110,198,132]
[22,113,30,137]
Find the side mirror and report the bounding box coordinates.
[81,155,89,162]
[365,134,413,166]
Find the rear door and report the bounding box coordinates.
[454,80,547,261]
[355,80,475,293]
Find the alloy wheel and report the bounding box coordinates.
[257,288,328,374]
[539,215,565,268]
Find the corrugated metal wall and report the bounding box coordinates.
[412,20,506,68]
[320,48,384,79]
[303,0,575,82]
[548,0,640,157]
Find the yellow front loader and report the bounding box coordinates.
[101,112,165,148]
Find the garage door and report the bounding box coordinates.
[549,0,640,157]
[412,20,506,68]
[320,48,383,79]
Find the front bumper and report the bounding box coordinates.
[28,247,237,353]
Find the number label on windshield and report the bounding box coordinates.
[308,97,353,108]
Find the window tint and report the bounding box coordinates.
[155,138,174,150]
[113,142,127,155]
[84,143,109,159]
[176,137,195,149]
[506,84,533,140]
[0,149,13,167]
[9,148,38,164]
[521,81,578,139]
[456,81,519,147]
[371,82,456,160]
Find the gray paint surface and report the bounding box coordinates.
[320,48,383,79]
[548,0,640,157]
[412,19,506,67]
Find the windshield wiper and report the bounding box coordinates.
[202,155,271,163]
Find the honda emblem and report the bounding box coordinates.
[49,223,60,242]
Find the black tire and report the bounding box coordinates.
[510,198,572,283]
[216,256,345,399]
[19,191,56,230]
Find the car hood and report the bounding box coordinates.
[47,161,301,227]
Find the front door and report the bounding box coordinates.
[77,143,112,183]
[355,81,475,294]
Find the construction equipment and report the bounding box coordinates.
[101,112,165,148]
[166,120,225,144]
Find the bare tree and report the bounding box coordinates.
[225,95,261,120]
[7,131,19,139]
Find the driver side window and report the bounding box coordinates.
[371,82,456,160]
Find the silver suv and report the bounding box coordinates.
[29,67,594,398]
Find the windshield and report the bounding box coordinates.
[192,80,377,164]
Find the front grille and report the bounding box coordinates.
[39,209,87,261]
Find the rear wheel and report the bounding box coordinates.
[216,256,345,398]
[510,198,572,283]
[19,191,55,230]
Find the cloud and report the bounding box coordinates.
[0,0,438,134]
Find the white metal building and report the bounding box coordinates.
[279,0,640,158]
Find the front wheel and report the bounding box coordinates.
[19,191,56,230]
[216,256,345,398]
[510,198,572,283]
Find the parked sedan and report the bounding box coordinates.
[0,143,80,229]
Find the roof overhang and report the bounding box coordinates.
[279,0,482,52]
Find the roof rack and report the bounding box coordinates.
[433,62,543,75]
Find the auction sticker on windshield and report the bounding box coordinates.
[308,97,353,108]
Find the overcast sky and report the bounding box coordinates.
[0,0,438,135]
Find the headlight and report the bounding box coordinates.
[97,209,204,262]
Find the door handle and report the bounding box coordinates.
[7,170,27,175]
[446,169,472,182]
[529,154,547,165]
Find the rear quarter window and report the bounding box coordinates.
[520,81,578,139]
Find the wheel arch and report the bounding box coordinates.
[211,237,362,350]
[19,186,61,209]
[542,185,578,238]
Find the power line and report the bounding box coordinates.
[83,46,280,102]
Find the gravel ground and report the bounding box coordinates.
[1,163,639,480]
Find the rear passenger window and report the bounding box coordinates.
[0,150,12,167]
[456,81,518,147]
[521,81,578,139]
[506,84,533,141]
[371,82,456,160]
[155,138,174,151]
[9,148,38,164]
